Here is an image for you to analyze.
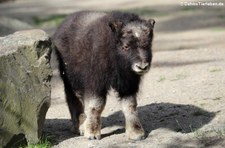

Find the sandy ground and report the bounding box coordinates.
[48,47,225,148]
[0,0,225,147]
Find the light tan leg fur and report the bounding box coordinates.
[81,97,105,140]
[121,96,145,140]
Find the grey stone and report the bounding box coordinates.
[0,29,52,147]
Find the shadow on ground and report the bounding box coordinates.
[44,103,215,145]
[43,118,75,145]
[102,103,215,135]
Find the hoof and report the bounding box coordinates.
[126,128,145,141]
[70,125,79,135]
[86,134,101,140]
[129,134,145,141]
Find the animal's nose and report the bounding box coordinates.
[135,62,149,71]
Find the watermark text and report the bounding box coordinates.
[180,1,224,7]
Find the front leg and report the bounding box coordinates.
[121,96,145,140]
[82,96,106,140]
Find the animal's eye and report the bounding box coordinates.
[122,45,129,51]
[126,30,132,34]
[122,30,133,38]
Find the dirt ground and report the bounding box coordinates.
[48,48,225,148]
[1,0,225,147]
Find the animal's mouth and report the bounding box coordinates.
[133,69,149,75]
[132,62,150,75]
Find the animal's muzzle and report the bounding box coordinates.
[132,62,150,75]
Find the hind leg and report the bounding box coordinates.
[56,49,84,134]
[64,87,84,134]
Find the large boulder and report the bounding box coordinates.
[0,29,52,147]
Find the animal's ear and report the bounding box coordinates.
[109,20,124,33]
[148,19,155,28]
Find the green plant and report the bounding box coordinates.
[157,75,166,82]
[191,126,225,140]
[189,124,211,139]
[212,97,222,101]
[217,14,225,19]
[214,127,225,138]
[171,74,187,81]
[175,119,187,133]
[209,68,222,72]
[20,137,52,148]
[211,27,225,32]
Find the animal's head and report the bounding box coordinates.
[109,18,155,75]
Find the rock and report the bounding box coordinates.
[0,29,52,147]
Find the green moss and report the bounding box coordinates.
[181,6,197,11]
[122,8,166,17]
[32,15,66,26]
[217,14,225,19]
[211,27,225,32]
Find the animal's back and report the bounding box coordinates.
[53,11,113,95]
[54,11,106,53]
[54,11,139,52]
[53,11,108,79]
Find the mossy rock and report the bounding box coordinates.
[0,29,52,147]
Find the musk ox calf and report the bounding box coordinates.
[53,11,155,140]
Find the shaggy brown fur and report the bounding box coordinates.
[53,11,155,140]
